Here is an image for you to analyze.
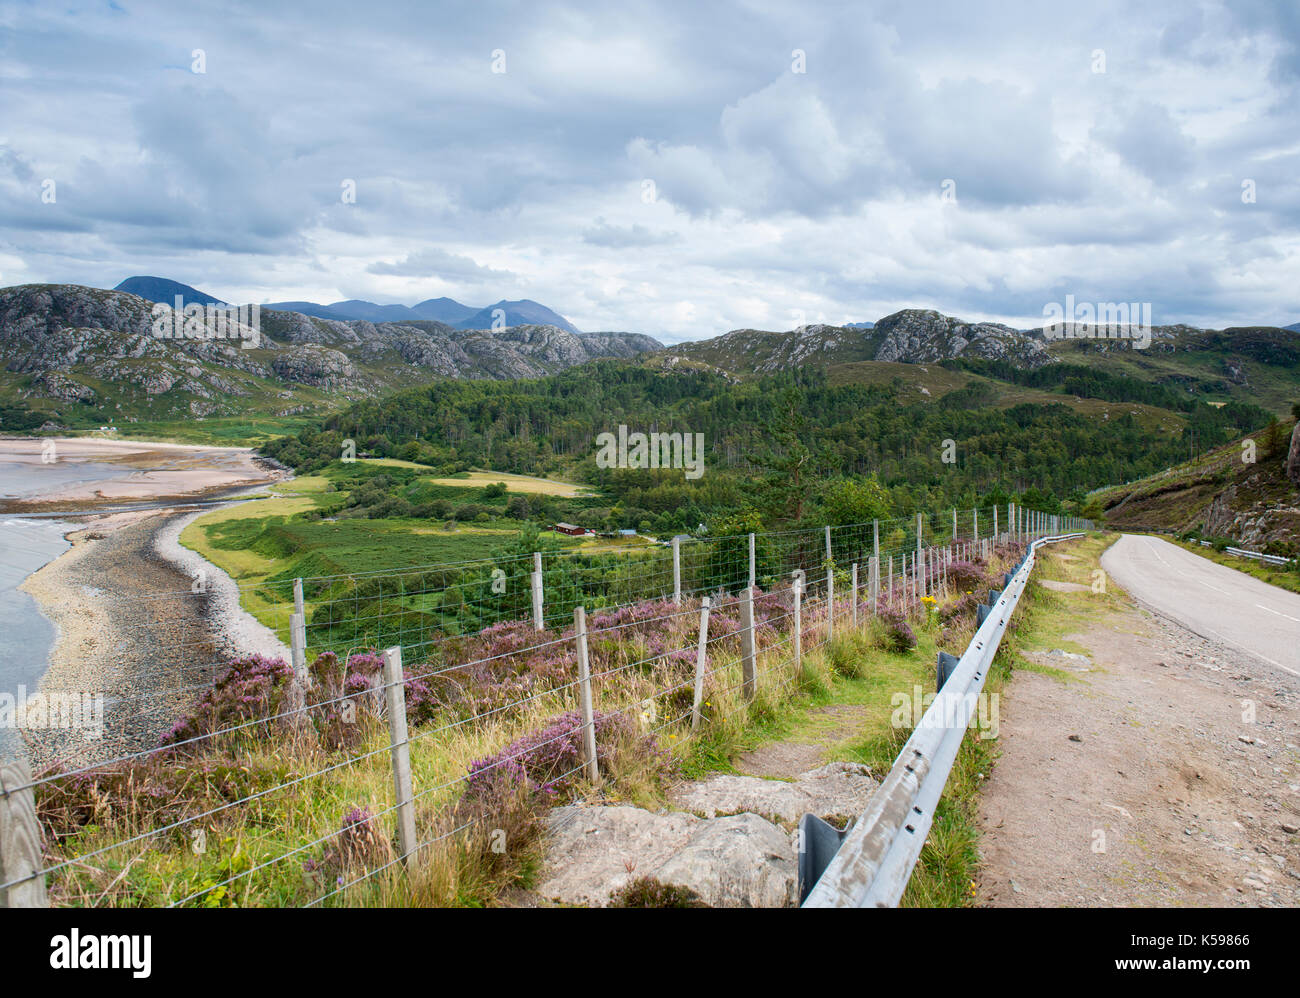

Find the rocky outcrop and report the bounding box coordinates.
[671,761,877,827]
[0,284,663,418]
[538,763,877,907]
[1287,422,1300,488]
[539,806,797,908]
[873,309,1053,368]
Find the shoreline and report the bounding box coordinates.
[9,442,292,771]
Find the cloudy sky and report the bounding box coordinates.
[2,0,1298,342]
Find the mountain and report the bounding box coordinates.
[114,276,226,308]
[259,295,573,329]
[647,308,1299,416]
[411,297,479,324]
[844,321,874,329]
[1286,322,1300,333]
[0,284,661,428]
[455,299,579,334]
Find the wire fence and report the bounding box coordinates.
[0,503,1090,908]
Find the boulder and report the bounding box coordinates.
[538,805,797,907]
[671,761,877,826]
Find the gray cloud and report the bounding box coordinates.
[0,0,1297,340]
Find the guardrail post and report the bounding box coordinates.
[0,759,47,908]
[574,607,600,782]
[672,535,681,605]
[381,646,417,866]
[531,552,544,631]
[741,585,757,700]
[936,651,959,691]
[691,597,711,731]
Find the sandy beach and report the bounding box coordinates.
[0,436,284,512]
[5,438,291,770]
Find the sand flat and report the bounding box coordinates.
[0,436,281,506]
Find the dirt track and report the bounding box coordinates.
[977,539,1300,907]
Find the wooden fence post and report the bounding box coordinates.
[573,607,600,782]
[792,574,803,675]
[381,646,417,866]
[691,597,711,732]
[851,562,859,628]
[868,554,879,609]
[0,759,47,908]
[888,554,894,603]
[740,585,756,700]
[872,519,879,563]
[993,506,998,541]
[953,508,958,542]
[672,535,682,605]
[531,552,544,631]
[748,532,756,590]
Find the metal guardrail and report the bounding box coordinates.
[1224,546,1292,567]
[800,533,1086,908]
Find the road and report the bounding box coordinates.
[1101,534,1300,677]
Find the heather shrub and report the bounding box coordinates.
[945,559,989,592]
[304,806,394,895]
[161,655,294,748]
[609,876,705,908]
[871,608,917,653]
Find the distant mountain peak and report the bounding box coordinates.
[114,276,226,307]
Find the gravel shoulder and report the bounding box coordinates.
[977,538,1300,907]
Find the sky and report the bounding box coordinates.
[1,0,1298,343]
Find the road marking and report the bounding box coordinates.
[1256,603,1300,623]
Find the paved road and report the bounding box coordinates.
[1101,534,1300,677]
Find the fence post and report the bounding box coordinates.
[993,506,998,540]
[741,585,757,699]
[952,508,958,542]
[872,519,879,563]
[531,552,544,631]
[573,607,600,782]
[691,597,711,731]
[868,555,879,608]
[672,535,682,605]
[888,554,894,603]
[974,508,979,541]
[0,759,47,908]
[851,562,859,628]
[381,646,417,866]
[792,573,803,675]
[748,532,756,590]
[915,514,924,596]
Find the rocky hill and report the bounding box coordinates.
[649,308,1299,416]
[1092,420,1300,555]
[0,284,661,427]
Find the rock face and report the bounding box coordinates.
[538,763,878,907]
[0,283,663,418]
[1288,423,1300,488]
[872,309,1053,368]
[671,761,877,826]
[539,806,797,908]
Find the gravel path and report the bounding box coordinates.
[977,552,1300,907]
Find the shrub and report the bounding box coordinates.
[609,876,705,908]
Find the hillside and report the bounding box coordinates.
[1091,420,1300,556]
[649,308,1299,417]
[0,284,661,435]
